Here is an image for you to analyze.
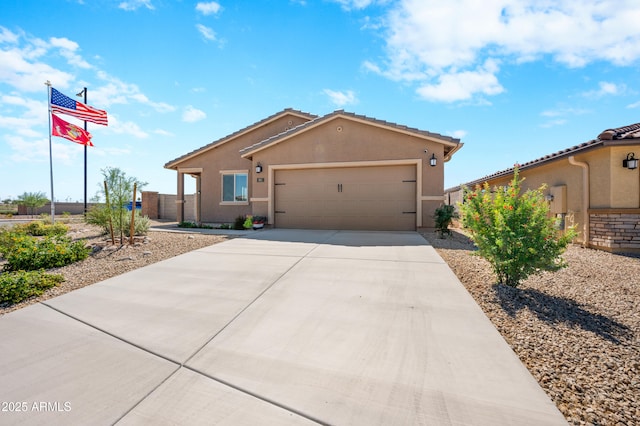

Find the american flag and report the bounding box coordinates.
[50,87,108,126]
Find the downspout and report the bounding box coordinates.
[568,156,589,247]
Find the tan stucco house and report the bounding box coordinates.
[445,123,640,253]
[165,109,462,231]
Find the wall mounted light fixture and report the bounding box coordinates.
[255,163,263,173]
[623,153,638,170]
[545,194,554,202]
[429,153,437,167]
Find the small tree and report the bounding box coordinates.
[17,191,49,216]
[86,167,148,239]
[459,168,576,287]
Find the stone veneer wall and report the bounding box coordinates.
[589,209,640,253]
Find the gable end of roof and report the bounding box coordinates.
[240,109,462,158]
[164,108,317,169]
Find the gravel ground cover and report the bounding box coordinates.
[0,221,229,315]
[422,229,639,426]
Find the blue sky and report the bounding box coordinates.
[1,0,639,202]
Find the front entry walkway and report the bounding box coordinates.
[0,230,567,425]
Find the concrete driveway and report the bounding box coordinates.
[0,230,567,425]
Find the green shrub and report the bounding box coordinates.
[178,221,212,229]
[0,229,22,258]
[0,270,64,305]
[14,221,69,237]
[39,213,52,223]
[459,168,576,287]
[233,215,245,230]
[85,204,111,231]
[434,204,457,238]
[86,206,149,236]
[124,212,150,236]
[178,221,197,228]
[3,235,90,272]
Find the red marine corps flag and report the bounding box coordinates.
[51,113,94,146]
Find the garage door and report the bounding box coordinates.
[274,165,417,231]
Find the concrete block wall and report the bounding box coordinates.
[589,209,640,253]
[17,202,98,215]
[153,193,196,221]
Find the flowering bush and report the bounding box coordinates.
[13,221,69,236]
[459,168,576,287]
[2,235,90,272]
[0,270,64,305]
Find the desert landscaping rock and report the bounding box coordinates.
[422,229,639,426]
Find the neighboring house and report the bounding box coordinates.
[165,108,462,231]
[445,123,640,253]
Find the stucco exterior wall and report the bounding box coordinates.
[609,146,640,208]
[247,117,446,228]
[172,113,309,223]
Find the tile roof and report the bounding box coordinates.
[598,122,640,140]
[240,109,462,157]
[164,108,317,169]
[447,122,640,191]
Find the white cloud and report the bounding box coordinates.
[540,107,589,118]
[196,24,217,42]
[50,37,91,69]
[0,47,74,92]
[107,115,149,139]
[153,129,174,136]
[582,81,626,98]
[183,106,206,122]
[195,2,222,15]
[6,134,78,164]
[118,0,154,11]
[91,72,175,113]
[416,60,504,102]
[368,0,640,103]
[324,89,358,107]
[332,0,375,11]
[448,130,467,139]
[540,119,567,128]
[627,101,640,109]
[0,26,19,44]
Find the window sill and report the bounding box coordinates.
[219,201,249,206]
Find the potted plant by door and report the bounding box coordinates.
[252,215,267,230]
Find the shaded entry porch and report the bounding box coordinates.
[176,168,202,224]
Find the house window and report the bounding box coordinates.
[222,173,248,202]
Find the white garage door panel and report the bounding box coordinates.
[274,165,417,231]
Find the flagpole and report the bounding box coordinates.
[45,80,55,224]
[77,87,88,215]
